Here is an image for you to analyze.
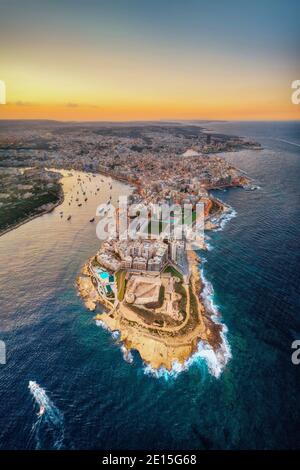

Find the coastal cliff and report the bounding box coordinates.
[77,246,223,371]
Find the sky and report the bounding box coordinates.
[0,0,299,121]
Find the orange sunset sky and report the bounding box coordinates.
[0,0,299,121]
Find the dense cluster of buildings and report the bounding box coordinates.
[0,124,255,198]
[0,122,255,237]
[96,238,186,274]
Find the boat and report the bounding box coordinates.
[28,381,48,416]
[244,185,259,191]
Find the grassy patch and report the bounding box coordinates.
[115,270,127,301]
[0,184,61,232]
[189,285,198,317]
[175,281,187,314]
[163,265,183,281]
[159,285,165,306]
[129,304,164,327]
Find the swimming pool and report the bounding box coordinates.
[95,268,113,283]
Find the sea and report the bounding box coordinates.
[0,121,299,450]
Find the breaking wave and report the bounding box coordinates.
[199,267,231,363]
[212,206,237,232]
[95,261,231,380]
[206,241,214,251]
[95,320,134,364]
[120,345,134,363]
[143,266,231,380]
[147,189,235,380]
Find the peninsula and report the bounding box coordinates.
[0,120,259,369]
[77,237,224,370]
[74,123,255,370]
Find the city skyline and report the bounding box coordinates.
[0,0,299,121]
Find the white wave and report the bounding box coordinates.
[144,336,230,380]
[95,320,133,364]
[276,138,300,148]
[95,271,230,379]
[200,270,219,316]
[120,345,134,364]
[212,206,237,232]
[112,330,121,340]
[143,266,231,380]
[95,319,111,331]
[206,242,214,251]
[200,267,232,364]
[203,234,214,251]
[28,381,64,449]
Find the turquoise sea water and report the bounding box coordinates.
[0,121,299,449]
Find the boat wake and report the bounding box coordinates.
[28,381,65,449]
[276,138,300,148]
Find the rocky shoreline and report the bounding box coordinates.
[75,163,238,371]
[77,239,225,371]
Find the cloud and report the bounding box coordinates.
[7,100,33,106]
[66,102,79,108]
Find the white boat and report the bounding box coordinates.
[29,381,48,416]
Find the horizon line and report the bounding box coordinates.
[0,118,299,123]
